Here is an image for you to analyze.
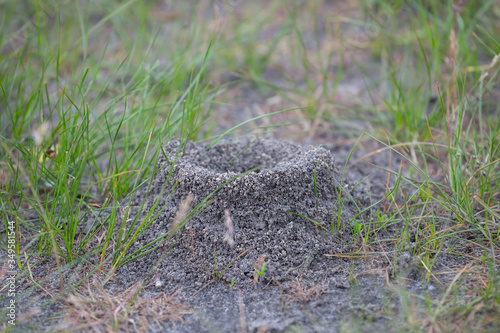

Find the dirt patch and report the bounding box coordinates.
[124,137,370,288]
[108,137,406,331]
[1,138,485,332]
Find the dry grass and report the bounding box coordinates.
[284,275,326,303]
[1,248,191,332]
[55,280,190,332]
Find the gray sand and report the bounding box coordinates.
[125,137,368,286]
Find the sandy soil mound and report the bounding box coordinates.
[125,138,368,287]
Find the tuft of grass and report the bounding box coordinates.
[0,0,222,266]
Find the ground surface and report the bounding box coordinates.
[2,138,480,332]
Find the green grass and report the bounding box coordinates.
[1,0,500,331]
[0,1,215,265]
